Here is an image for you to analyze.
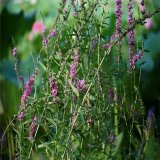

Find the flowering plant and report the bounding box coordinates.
[1,0,160,159]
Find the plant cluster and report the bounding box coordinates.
[1,0,160,159]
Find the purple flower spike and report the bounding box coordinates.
[21,74,35,104]
[28,116,37,139]
[130,50,143,69]
[70,63,76,78]
[69,49,79,78]
[49,77,58,97]
[42,37,49,46]
[109,133,115,143]
[12,47,17,57]
[128,1,135,58]
[115,0,122,38]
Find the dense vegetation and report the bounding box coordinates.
[1,0,160,159]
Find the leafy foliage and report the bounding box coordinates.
[1,0,160,159]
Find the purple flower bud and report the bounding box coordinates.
[28,116,37,139]
[12,47,17,57]
[42,37,49,46]
[76,80,85,90]
[48,29,56,38]
[104,43,111,49]
[49,77,58,97]
[70,63,76,78]
[109,88,114,100]
[17,111,25,121]
[109,133,115,143]
[69,49,80,78]
[110,35,115,43]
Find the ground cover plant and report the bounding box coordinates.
[1,0,160,159]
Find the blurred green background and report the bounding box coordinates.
[0,0,59,120]
[0,0,160,158]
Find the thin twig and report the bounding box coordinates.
[113,7,160,46]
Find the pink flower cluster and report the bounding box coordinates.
[28,116,37,139]
[70,49,79,78]
[30,20,56,45]
[130,51,143,69]
[76,80,85,91]
[145,18,153,29]
[21,74,35,104]
[49,77,58,97]
[32,21,44,34]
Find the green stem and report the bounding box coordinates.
[114,104,118,137]
[113,77,118,137]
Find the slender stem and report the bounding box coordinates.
[114,104,118,136]
[113,78,118,137]
[113,7,160,46]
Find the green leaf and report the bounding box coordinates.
[79,112,85,125]
[44,117,57,126]
[89,94,96,101]
[112,132,123,156]
[69,80,79,97]
[144,136,155,160]
[38,141,54,149]
[83,54,89,71]
[39,61,47,72]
